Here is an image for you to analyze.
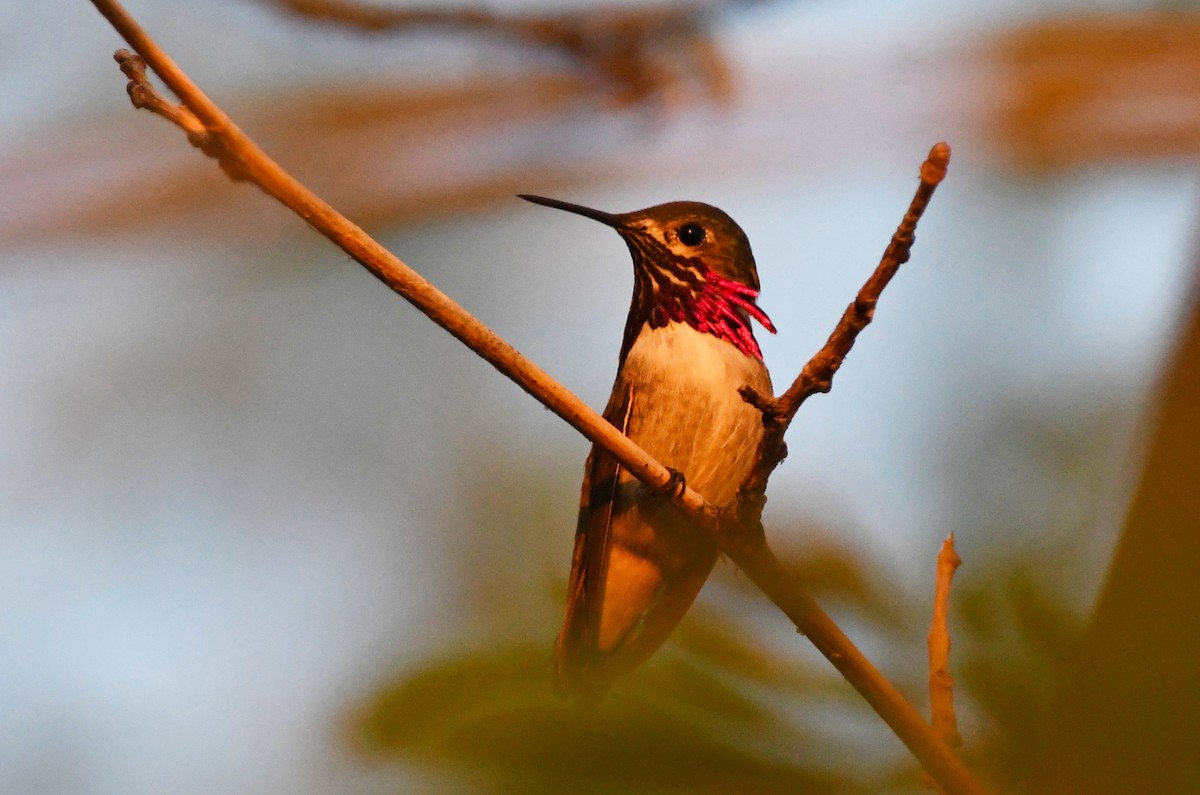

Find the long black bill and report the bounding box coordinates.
[517,194,626,229]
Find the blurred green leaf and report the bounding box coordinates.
[351,639,856,793]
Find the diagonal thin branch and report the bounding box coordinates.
[87,2,984,793]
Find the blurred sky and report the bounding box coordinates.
[2,0,1198,793]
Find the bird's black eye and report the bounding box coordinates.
[677,223,706,247]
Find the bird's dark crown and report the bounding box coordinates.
[614,200,760,290]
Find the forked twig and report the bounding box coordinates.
[115,51,247,182]
[86,2,982,792]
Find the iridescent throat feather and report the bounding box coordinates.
[624,266,775,362]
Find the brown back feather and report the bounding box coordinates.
[555,382,633,693]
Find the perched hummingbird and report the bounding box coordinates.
[520,194,776,697]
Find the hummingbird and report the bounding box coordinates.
[520,194,775,697]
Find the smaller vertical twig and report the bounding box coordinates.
[929,533,963,764]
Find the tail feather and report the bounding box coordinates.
[556,504,717,698]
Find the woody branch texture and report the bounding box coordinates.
[88,1,980,793]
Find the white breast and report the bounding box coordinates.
[616,322,772,506]
[624,321,753,389]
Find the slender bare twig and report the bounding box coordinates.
[776,149,948,420]
[87,3,983,793]
[736,143,950,507]
[269,0,729,106]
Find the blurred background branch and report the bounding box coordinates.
[992,10,1200,172]
[269,0,733,106]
